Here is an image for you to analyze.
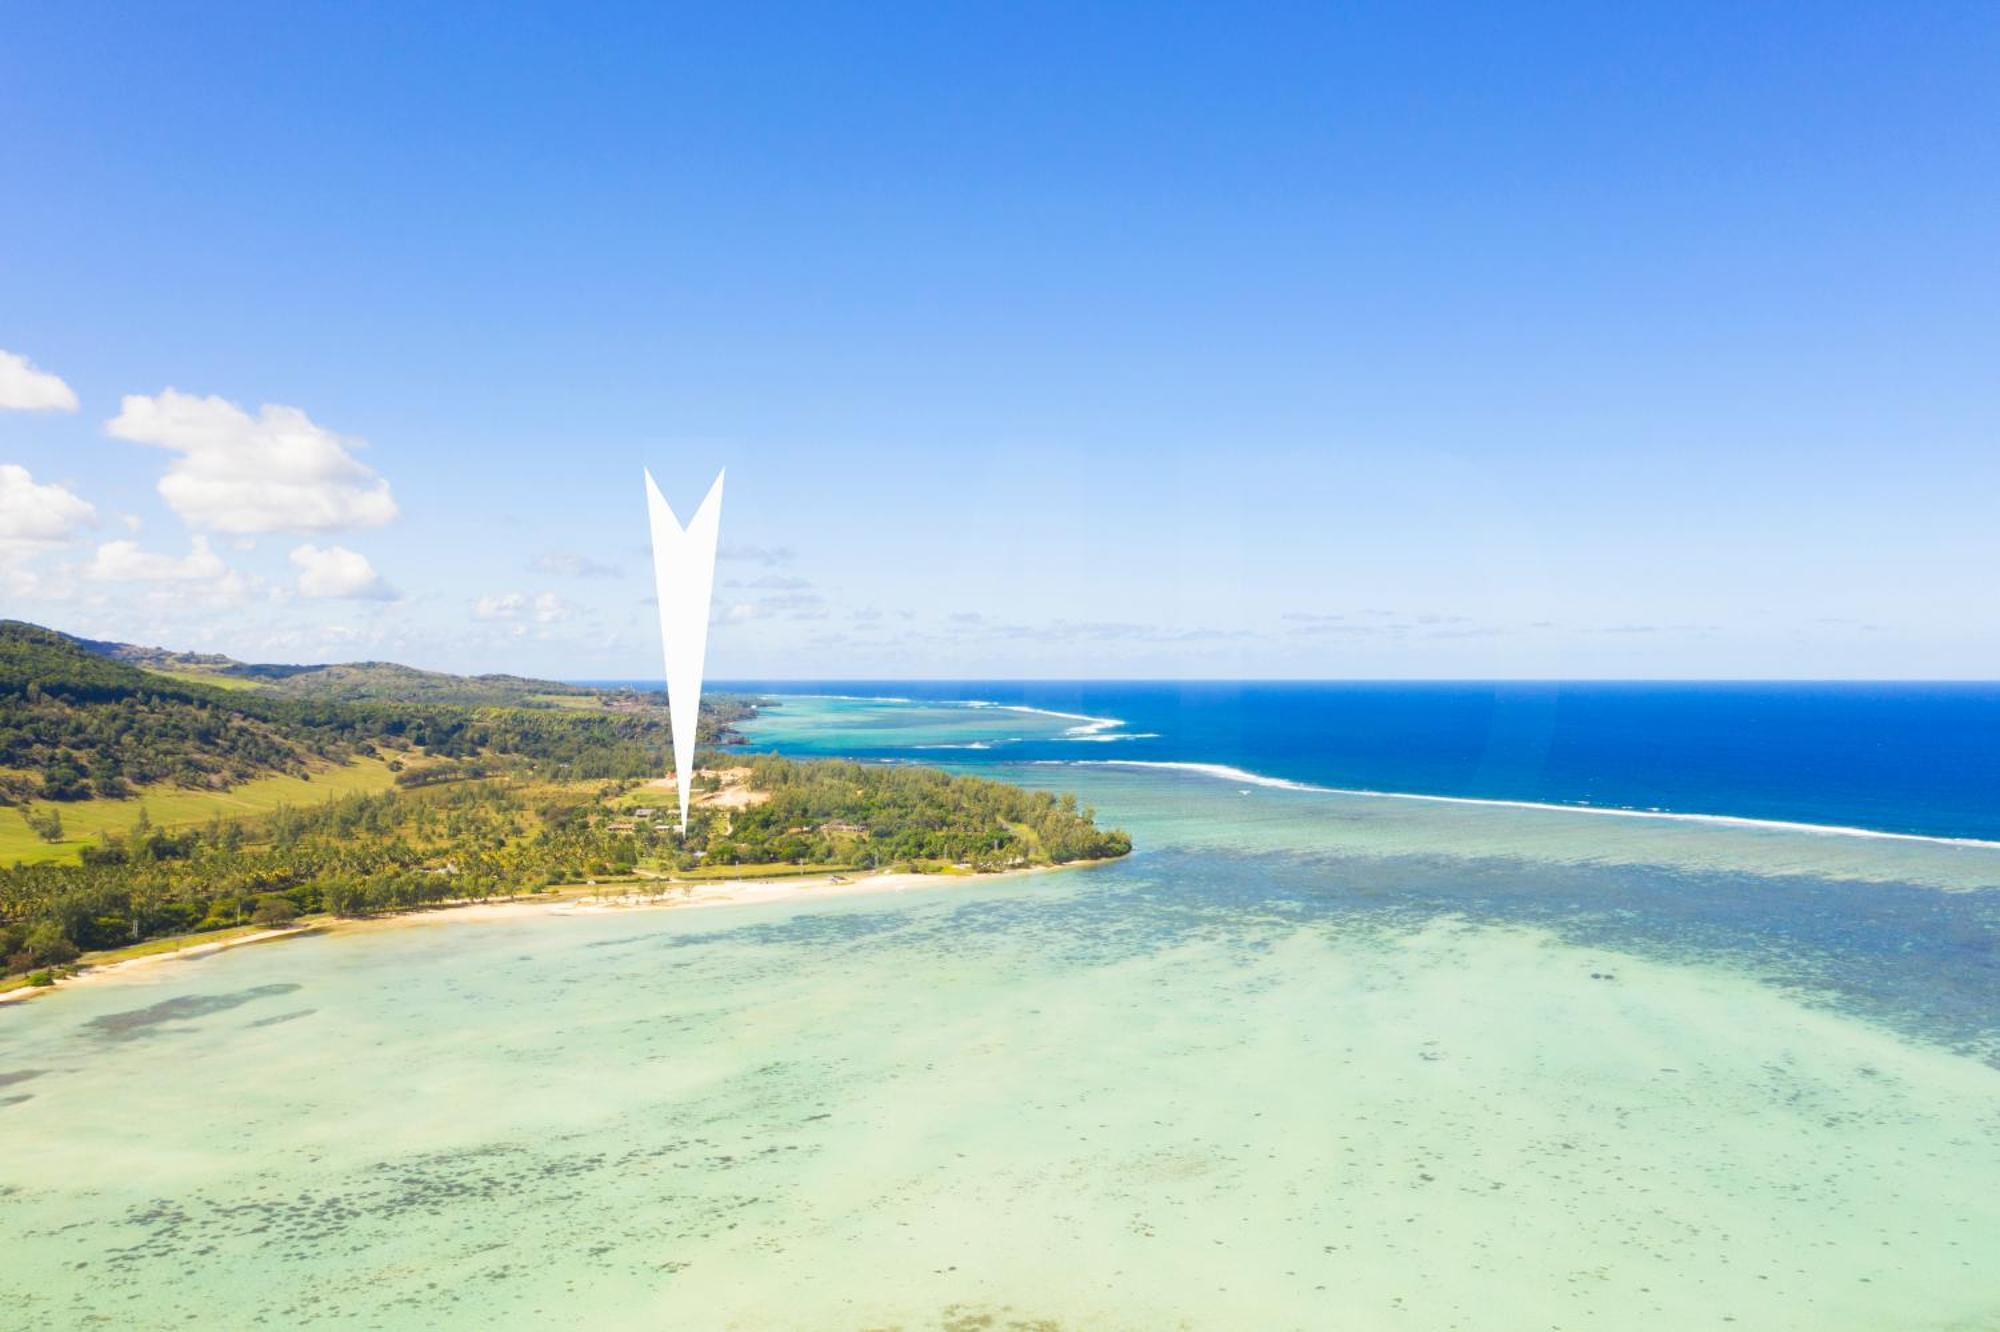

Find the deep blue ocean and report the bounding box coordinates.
[654,681,2000,843]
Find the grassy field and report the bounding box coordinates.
[0,757,401,866]
[136,666,268,691]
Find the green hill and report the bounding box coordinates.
[73,632,609,706]
[1,622,343,802]
[0,621,744,808]
[243,660,599,706]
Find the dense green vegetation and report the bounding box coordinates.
[714,757,1128,868]
[77,634,606,705]
[0,755,1128,975]
[0,620,750,804]
[0,619,1128,977]
[2,624,327,799]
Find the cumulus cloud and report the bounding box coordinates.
[1,566,61,599]
[473,592,528,621]
[86,534,228,581]
[718,543,795,567]
[473,590,572,623]
[725,574,812,590]
[106,389,397,533]
[0,464,96,553]
[0,350,79,412]
[290,543,396,599]
[721,590,827,622]
[532,551,619,578]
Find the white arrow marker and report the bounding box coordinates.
[644,468,725,833]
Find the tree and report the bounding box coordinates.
[21,806,62,843]
[40,762,90,801]
[319,878,367,916]
[21,920,78,966]
[252,895,298,927]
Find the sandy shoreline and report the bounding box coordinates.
[0,923,326,1006]
[0,863,1081,1006]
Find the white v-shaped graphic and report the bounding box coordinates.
[644,468,725,832]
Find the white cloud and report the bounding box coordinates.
[106,388,398,533]
[718,543,796,567]
[725,574,812,590]
[2,564,77,600]
[0,464,96,553]
[473,590,573,623]
[532,551,619,578]
[85,534,228,582]
[719,590,827,623]
[0,350,79,412]
[290,543,395,599]
[179,569,259,609]
[473,592,530,621]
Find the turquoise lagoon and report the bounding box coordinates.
[4,698,1999,1329]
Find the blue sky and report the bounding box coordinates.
[2,3,1996,678]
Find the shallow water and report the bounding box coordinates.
[734,692,1095,752]
[4,759,1999,1328]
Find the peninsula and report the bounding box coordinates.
[0,620,1130,991]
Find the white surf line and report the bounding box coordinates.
[1032,759,1325,791]
[966,700,1131,738]
[763,692,1133,740]
[1039,759,2000,851]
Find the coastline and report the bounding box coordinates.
[0,861,1099,1007]
[0,923,324,1006]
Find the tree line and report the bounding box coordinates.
[0,755,1129,978]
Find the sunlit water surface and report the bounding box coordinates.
[4,707,1999,1329]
